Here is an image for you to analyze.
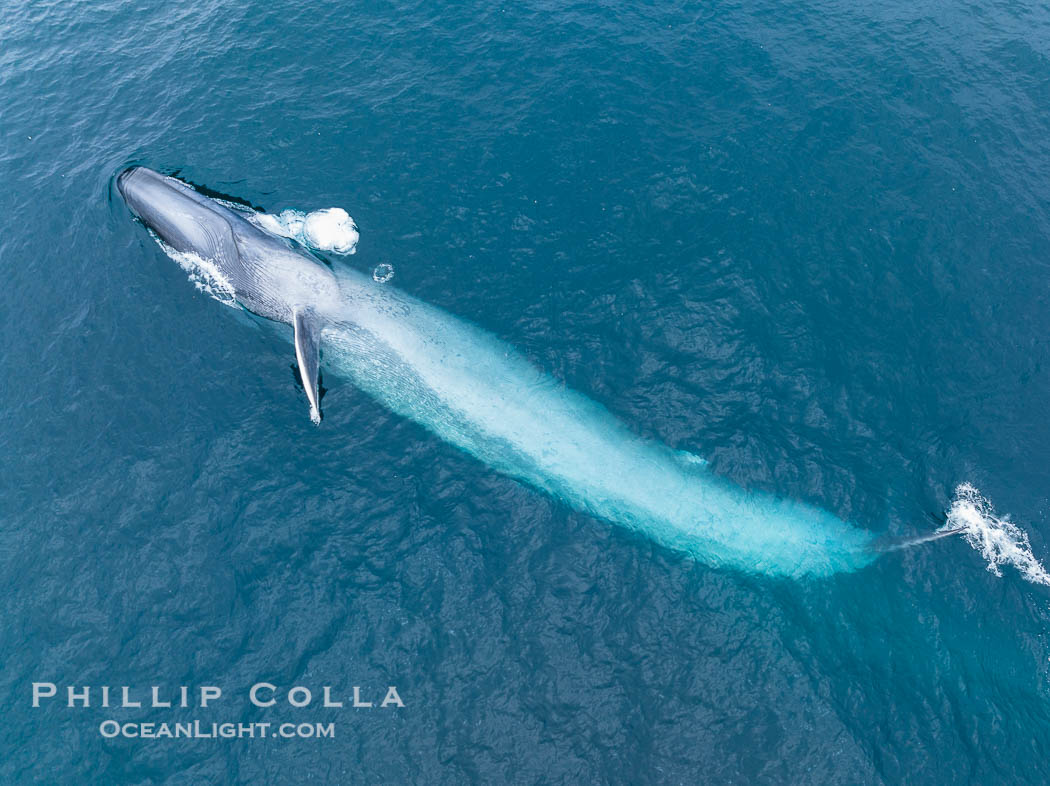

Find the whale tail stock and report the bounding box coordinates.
[872,525,967,554]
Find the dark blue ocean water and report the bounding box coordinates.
[3,0,1050,782]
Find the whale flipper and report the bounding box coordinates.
[293,308,323,424]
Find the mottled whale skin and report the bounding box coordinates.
[118,166,335,422]
[118,167,879,578]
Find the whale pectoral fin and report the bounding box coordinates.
[293,309,323,425]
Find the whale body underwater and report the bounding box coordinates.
[118,166,898,578]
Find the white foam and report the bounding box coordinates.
[942,483,1050,586]
[150,233,238,308]
[304,208,359,253]
[253,207,359,255]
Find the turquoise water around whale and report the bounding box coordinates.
[3,0,1050,782]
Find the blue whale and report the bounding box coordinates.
[118,166,879,578]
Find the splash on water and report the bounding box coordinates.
[942,483,1050,586]
[253,207,359,254]
[373,263,394,283]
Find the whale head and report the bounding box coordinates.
[117,166,236,260]
[118,165,336,425]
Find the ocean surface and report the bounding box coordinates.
[2,0,1050,782]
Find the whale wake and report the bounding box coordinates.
[318,265,878,579]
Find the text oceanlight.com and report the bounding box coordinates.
[98,721,335,739]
